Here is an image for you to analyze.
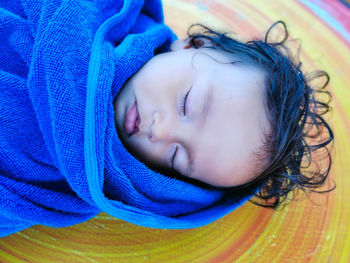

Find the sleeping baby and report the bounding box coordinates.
[114,22,335,208]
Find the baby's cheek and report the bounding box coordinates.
[129,137,164,166]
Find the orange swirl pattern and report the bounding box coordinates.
[0,0,349,262]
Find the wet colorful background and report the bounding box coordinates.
[0,0,349,262]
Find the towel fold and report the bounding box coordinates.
[0,0,253,238]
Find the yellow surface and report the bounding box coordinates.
[1,0,349,262]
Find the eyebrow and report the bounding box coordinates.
[187,84,213,176]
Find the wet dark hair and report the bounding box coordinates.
[185,21,335,209]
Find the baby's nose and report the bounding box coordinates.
[148,111,168,142]
[149,111,194,144]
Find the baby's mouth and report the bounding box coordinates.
[124,100,140,137]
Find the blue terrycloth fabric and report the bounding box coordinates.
[0,0,254,238]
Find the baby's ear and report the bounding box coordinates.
[170,37,212,51]
[170,38,191,51]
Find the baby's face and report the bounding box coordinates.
[114,39,270,187]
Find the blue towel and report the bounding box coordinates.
[0,0,254,238]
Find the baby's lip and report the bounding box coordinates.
[124,100,140,137]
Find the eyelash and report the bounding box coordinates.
[180,87,191,116]
[170,144,178,169]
